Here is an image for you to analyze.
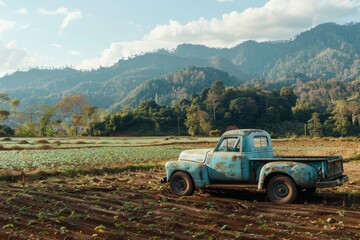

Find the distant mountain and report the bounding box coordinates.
[0,22,359,111]
[110,66,240,111]
[172,22,360,81]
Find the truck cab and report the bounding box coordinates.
[163,129,348,204]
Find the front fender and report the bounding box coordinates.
[165,160,210,188]
[258,161,319,189]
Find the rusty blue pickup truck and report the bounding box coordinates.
[162,129,348,204]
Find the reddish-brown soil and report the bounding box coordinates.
[273,138,360,160]
[0,139,359,240]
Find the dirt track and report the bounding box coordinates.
[0,161,359,240]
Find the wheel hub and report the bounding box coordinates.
[275,184,289,197]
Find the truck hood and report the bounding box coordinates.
[178,149,212,163]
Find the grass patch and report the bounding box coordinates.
[347,154,360,162]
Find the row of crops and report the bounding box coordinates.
[0,145,206,173]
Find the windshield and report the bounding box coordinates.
[217,137,241,152]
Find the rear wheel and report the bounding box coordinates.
[266,175,298,204]
[169,171,194,196]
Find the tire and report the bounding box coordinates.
[266,175,298,204]
[169,171,194,196]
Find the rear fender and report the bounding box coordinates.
[165,161,210,188]
[258,161,319,189]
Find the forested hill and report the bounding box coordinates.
[0,22,359,110]
[109,66,240,111]
[172,22,360,81]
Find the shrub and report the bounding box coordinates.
[0,125,14,137]
[209,129,221,137]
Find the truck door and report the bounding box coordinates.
[209,136,243,181]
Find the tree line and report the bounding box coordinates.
[2,79,359,138]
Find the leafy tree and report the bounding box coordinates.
[330,100,350,136]
[16,122,37,137]
[307,112,323,137]
[185,103,211,136]
[206,80,225,122]
[172,101,181,136]
[347,101,360,126]
[280,87,297,106]
[56,94,92,136]
[0,93,10,109]
[229,97,259,128]
[292,102,315,123]
[0,110,10,124]
[39,106,56,137]
[0,125,14,136]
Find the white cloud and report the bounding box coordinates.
[38,7,69,15]
[38,7,82,34]
[0,0,5,6]
[52,43,63,48]
[59,10,82,34]
[0,41,37,77]
[69,50,82,56]
[16,8,28,15]
[0,19,15,33]
[77,0,360,71]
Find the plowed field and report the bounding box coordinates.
[0,138,359,239]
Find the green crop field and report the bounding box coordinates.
[0,145,190,171]
[0,136,217,179]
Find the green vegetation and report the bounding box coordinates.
[0,23,360,137]
[0,138,215,180]
[0,145,188,170]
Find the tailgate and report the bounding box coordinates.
[325,156,344,180]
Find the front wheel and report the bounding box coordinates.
[266,175,298,204]
[169,171,194,196]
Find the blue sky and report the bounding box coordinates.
[0,0,359,76]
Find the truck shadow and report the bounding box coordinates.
[200,188,268,202]
[199,188,360,208]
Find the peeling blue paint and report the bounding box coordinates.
[164,129,348,198]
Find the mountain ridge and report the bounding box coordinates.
[1,22,359,110]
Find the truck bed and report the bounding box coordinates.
[251,155,342,162]
[250,155,343,181]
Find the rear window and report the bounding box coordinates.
[253,136,268,148]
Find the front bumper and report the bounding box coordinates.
[315,175,349,188]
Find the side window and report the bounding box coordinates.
[217,137,241,152]
[253,136,268,148]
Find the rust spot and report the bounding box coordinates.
[215,162,226,171]
[228,164,235,169]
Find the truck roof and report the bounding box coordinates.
[222,129,267,137]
